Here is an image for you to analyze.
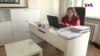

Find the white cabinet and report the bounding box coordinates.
[0,9,40,45]
[11,22,30,41]
[0,21,13,46]
[10,9,40,22]
[0,9,13,46]
[10,9,30,41]
[0,9,11,22]
[10,9,29,22]
[10,9,40,42]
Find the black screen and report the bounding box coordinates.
[47,15,60,28]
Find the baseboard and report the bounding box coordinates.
[90,42,100,49]
[0,45,4,47]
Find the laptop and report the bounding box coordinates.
[47,15,66,29]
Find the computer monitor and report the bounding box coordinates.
[47,15,60,28]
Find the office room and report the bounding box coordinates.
[0,0,100,56]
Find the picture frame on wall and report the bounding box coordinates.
[0,0,28,8]
[0,0,20,4]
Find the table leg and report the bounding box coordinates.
[39,50,43,56]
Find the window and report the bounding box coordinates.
[74,0,100,19]
[83,0,100,19]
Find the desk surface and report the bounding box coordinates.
[29,22,89,40]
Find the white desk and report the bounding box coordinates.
[29,22,90,56]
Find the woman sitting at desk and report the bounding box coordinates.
[61,7,80,26]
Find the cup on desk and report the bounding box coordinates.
[38,23,49,29]
[42,24,49,29]
[44,24,49,29]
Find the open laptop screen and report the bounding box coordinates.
[47,15,60,28]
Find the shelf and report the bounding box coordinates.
[0,9,11,22]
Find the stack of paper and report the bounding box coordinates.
[54,26,90,40]
[67,26,90,33]
[57,29,81,40]
[70,26,90,30]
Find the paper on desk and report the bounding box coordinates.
[57,30,81,39]
[71,26,90,30]
[49,28,58,35]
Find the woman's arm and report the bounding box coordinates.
[76,16,80,26]
[76,19,80,26]
[59,20,64,25]
[59,17,65,25]
[65,23,70,27]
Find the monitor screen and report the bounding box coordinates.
[47,15,60,28]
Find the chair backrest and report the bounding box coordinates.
[74,7,85,25]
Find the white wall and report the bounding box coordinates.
[58,0,71,23]
[28,0,59,20]
[28,0,71,20]
[28,0,38,9]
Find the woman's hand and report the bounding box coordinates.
[65,23,70,27]
[59,22,65,25]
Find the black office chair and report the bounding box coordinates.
[74,7,85,25]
